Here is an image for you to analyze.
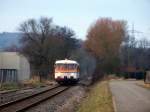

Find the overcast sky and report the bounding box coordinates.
[0,0,150,40]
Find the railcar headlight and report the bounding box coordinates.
[71,73,75,76]
[57,72,61,76]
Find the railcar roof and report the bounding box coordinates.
[55,59,79,65]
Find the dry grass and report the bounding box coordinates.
[21,76,56,88]
[0,77,56,91]
[77,81,114,112]
[22,78,44,87]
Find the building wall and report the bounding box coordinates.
[0,52,20,69]
[0,52,30,82]
[18,55,30,81]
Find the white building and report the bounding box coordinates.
[0,52,30,83]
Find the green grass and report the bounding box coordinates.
[77,81,114,112]
[0,83,19,91]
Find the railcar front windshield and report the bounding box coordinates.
[55,64,78,70]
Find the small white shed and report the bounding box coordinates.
[0,52,30,83]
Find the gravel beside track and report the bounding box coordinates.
[26,85,86,112]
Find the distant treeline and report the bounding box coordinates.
[5,17,150,83]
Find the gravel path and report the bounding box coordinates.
[110,80,150,112]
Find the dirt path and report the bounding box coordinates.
[110,80,150,112]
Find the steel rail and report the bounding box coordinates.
[0,85,69,112]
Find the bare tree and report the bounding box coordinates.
[120,36,150,75]
[19,17,78,80]
[70,48,96,84]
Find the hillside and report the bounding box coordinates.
[0,32,22,50]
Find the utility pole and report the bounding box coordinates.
[132,23,135,38]
[127,23,135,78]
[130,22,143,39]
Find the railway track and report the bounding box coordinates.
[0,85,69,112]
[0,85,58,105]
[0,87,34,95]
[0,87,36,105]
